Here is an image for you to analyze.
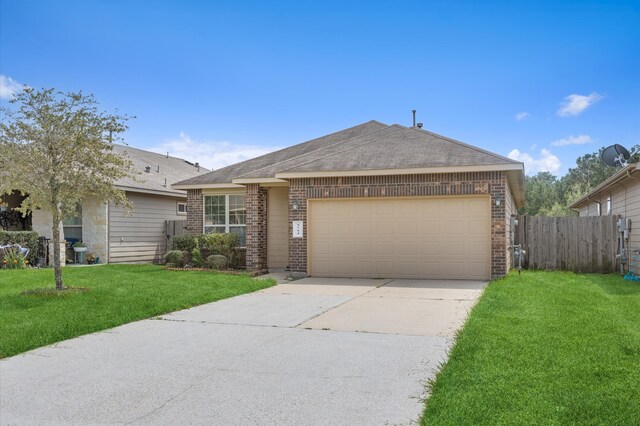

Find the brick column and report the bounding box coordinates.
[288,180,308,274]
[490,173,507,278]
[246,184,268,273]
[186,189,203,235]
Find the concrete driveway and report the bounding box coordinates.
[0,277,486,426]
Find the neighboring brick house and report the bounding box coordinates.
[173,121,525,280]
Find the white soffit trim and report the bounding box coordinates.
[231,178,289,184]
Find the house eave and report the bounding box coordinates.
[274,163,524,179]
[171,183,246,190]
[569,163,638,209]
[231,178,288,184]
[116,185,187,198]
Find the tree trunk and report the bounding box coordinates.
[52,211,64,290]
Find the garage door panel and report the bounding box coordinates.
[355,241,372,254]
[420,242,442,256]
[355,222,373,234]
[418,220,440,235]
[375,261,394,276]
[314,221,330,235]
[376,240,393,254]
[312,240,331,255]
[309,197,490,280]
[399,240,418,255]
[467,240,489,255]
[464,219,486,234]
[375,221,394,234]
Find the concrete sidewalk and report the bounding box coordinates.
[0,277,486,426]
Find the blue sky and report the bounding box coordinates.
[1,0,639,175]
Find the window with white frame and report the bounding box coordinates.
[62,203,83,243]
[204,195,246,246]
[177,202,187,215]
[606,195,612,215]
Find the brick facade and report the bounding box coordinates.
[185,172,510,279]
[245,184,268,273]
[287,172,509,279]
[186,189,203,235]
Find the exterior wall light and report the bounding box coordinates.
[292,202,298,210]
[495,196,502,206]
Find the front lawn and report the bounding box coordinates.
[0,265,275,358]
[422,271,640,425]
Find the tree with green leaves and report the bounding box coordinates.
[0,88,134,290]
[521,172,561,216]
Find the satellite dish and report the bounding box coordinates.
[601,144,631,168]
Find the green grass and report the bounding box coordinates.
[422,271,640,425]
[0,265,275,358]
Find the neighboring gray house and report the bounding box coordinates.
[31,145,208,263]
[571,163,640,248]
[173,121,525,280]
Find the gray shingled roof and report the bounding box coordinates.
[173,121,520,186]
[174,120,387,185]
[278,126,518,174]
[113,144,208,196]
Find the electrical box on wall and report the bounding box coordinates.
[292,221,303,238]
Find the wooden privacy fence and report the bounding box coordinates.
[515,215,619,273]
[165,220,187,254]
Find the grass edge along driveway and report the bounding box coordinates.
[421,271,640,425]
[0,264,275,358]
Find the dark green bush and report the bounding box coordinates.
[0,231,39,262]
[171,234,199,252]
[165,250,189,267]
[191,247,204,268]
[201,233,239,265]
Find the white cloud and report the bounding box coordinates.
[557,92,603,117]
[508,148,561,175]
[551,134,593,147]
[0,75,25,100]
[515,112,530,121]
[147,132,282,171]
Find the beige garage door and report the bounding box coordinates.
[308,196,490,280]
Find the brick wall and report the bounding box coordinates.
[288,172,508,279]
[245,184,268,273]
[186,189,203,235]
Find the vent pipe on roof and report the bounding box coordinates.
[417,122,423,129]
[166,152,169,158]
[144,166,151,173]
[195,162,200,171]
[157,165,160,173]
[163,178,167,187]
[412,110,416,127]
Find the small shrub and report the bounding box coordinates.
[0,231,39,263]
[201,233,239,264]
[171,234,199,252]
[2,247,27,269]
[165,250,189,267]
[206,254,228,270]
[191,247,204,268]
